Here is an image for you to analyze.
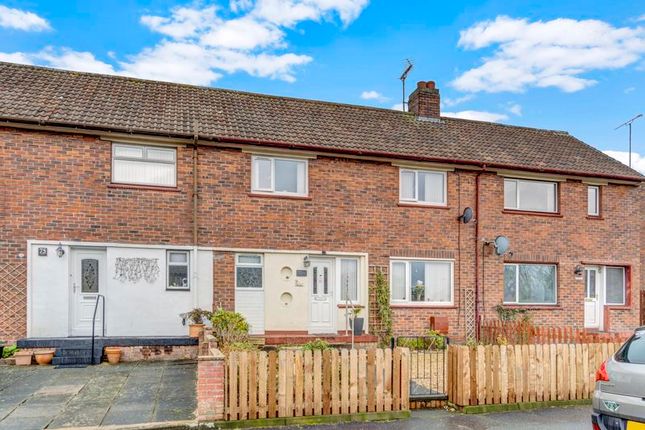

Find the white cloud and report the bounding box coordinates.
[0,5,50,31]
[360,90,388,102]
[443,110,509,122]
[624,86,636,93]
[391,102,405,111]
[252,0,369,27]
[140,6,216,39]
[453,16,645,93]
[0,0,368,86]
[603,150,645,174]
[442,94,474,107]
[638,14,645,22]
[507,103,522,116]
[0,48,115,74]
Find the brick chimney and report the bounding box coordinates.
[408,81,440,119]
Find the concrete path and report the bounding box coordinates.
[0,360,196,430]
[266,406,592,430]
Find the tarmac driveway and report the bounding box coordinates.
[0,360,196,430]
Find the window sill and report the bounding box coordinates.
[391,303,456,309]
[502,209,562,218]
[586,215,604,220]
[108,183,180,192]
[398,202,450,209]
[605,305,630,311]
[248,192,312,201]
[500,304,561,310]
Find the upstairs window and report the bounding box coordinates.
[390,259,453,305]
[112,143,176,187]
[252,156,308,196]
[399,169,446,205]
[587,186,600,216]
[504,178,557,213]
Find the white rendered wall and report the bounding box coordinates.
[28,242,213,338]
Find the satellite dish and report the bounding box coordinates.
[458,207,474,224]
[493,236,510,256]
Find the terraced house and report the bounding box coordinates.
[0,62,642,348]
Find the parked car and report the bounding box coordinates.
[593,327,645,430]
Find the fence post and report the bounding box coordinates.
[197,348,226,422]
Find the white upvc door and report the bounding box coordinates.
[584,267,602,330]
[309,259,336,334]
[70,249,106,336]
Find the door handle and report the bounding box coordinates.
[73,283,77,293]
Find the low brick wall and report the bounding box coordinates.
[197,346,226,422]
[119,345,198,362]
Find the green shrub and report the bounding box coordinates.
[302,339,331,351]
[210,307,250,347]
[396,330,446,350]
[2,345,18,358]
[397,338,426,350]
[426,329,446,350]
[184,308,212,325]
[374,271,393,348]
[226,341,258,352]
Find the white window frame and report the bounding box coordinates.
[112,143,177,187]
[336,258,360,303]
[389,258,454,306]
[604,266,626,306]
[251,155,308,197]
[399,168,447,206]
[166,250,190,291]
[587,185,600,216]
[504,178,558,213]
[235,254,264,290]
[503,263,558,305]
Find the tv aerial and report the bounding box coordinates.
[399,59,413,112]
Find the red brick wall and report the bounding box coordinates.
[1,126,641,341]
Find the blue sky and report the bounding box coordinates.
[1,0,644,173]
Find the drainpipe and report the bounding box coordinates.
[192,127,199,309]
[474,170,483,340]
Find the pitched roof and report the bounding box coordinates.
[0,62,641,181]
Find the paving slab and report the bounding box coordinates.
[0,360,196,429]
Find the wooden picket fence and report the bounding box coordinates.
[225,348,410,421]
[479,319,630,345]
[447,342,622,406]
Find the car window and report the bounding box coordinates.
[616,334,645,364]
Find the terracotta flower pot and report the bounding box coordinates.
[189,323,205,338]
[34,349,55,365]
[104,347,121,364]
[14,350,33,366]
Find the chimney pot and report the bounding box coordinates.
[408,80,441,119]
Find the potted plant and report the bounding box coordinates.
[34,349,55,365]
[104,347,122,364]
[14,349,32,366]
[183,308,212,338]
[349,307,364,336]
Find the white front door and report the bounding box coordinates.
[71,249,106,336]
[584,267,602,329]
[309,259,335,334]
